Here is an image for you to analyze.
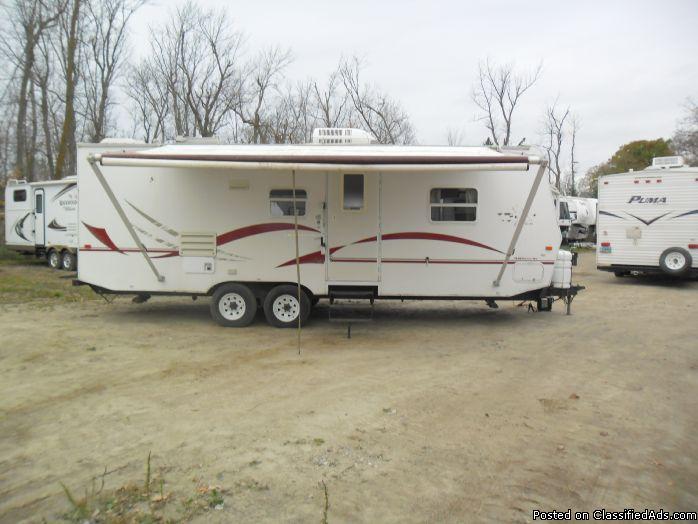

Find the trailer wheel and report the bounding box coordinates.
[47,249,60,269]
[659,247,692,277]
[61,251,77,271]
[263,285,310,328]
[210,283,257,327]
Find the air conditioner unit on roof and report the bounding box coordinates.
[651,156,685,168]
[311,128,376,145]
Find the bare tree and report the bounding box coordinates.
[33,32,57,178]
[567,115,579,195]
[81,0,145,142]
[339,56,414,145]
[446,127,465,146]
[234,46,293,143]
[148,4,195,137]
[126,60,169,143]
[140,2,244,140]
[54,0,82,180]
[673,99,698,165]
[0,0,63,179]
[178,4,244,137]
[472,59,541,146]
[313,70,350,128]
[543,100,580,194]
[543,100,570,190]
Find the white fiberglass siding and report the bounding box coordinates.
[596,169,698,268]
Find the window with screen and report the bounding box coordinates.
[269,189,306,217]
[35,193,43,213]
[343,174,364,210]
[430,188,477,222]
[13,189,27,202]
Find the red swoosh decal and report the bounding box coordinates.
[277,250,325,267]
[217,223,319,246]
[82,222,122,253]
[276,232,502,267]
[353,232,502,254]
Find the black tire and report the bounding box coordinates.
[263,285,311,328]
[47,249,60,269]
[210,283,257,327]
[61,251,77,271]
[311,296,320,307]
[659,247,692,277]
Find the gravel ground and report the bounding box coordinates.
[0,252,696,522]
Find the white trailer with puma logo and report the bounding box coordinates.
[75,131,582,327]
[597,156,698,278]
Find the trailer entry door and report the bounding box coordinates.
[34,189,45,247]
[327,173,379,281]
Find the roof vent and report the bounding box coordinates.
[100,137,146,144]
[311,128,376,145]
[651,156,684,168]
[175,136,221,145]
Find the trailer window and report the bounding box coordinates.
[559,201,570,220]
[270,189,307,217]
[430,188,477,222]
[13,189,27,202]
[343,174,364,210]
[35,193,43,213]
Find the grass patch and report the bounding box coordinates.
[60,453,229,523]
[0,264,96,304]
[0,243,42,266]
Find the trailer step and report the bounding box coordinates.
[328,287,376,327]
[328,300,375,323]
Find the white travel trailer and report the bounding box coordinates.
[4,177,79,269]
[597,156,698,278]
[4,179,34,254]
[551,188,572,239]
[563,196,598,242]
[75,139,582,327]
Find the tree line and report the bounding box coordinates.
[0,0,415,183]
[0,0,695,195]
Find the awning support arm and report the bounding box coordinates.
[493,161,548,287]
[88,154,165,283]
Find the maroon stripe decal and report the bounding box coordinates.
[217,223,319,246]
[277,250,325,268]
[82,247,179,257]
[280,253,553,266]
[82,222,122,253]
[353,232,503,254]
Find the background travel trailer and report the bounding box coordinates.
[76,139,580,327]
[552,189,572,239]
[4,177,79,269]
[562,196,598,242]
[597,156,698,278]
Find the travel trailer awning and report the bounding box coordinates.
[95,145,540,172]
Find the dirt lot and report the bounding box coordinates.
[0,252,697,523]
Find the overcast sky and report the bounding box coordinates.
[130,0,697,174]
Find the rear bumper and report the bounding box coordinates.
[598,264,698,276]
